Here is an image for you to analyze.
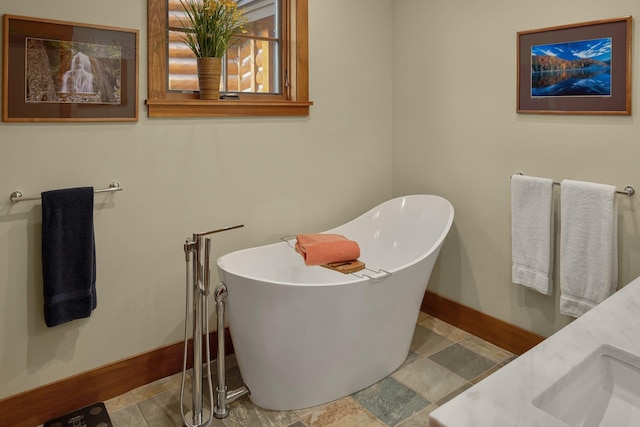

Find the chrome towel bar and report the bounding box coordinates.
[10,181,123,203]
[513,173,634,196]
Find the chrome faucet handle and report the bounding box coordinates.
[195,224,244,238]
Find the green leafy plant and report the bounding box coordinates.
[179,0,248,58]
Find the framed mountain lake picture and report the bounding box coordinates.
[517,17,631,115]
[2,15,139,122]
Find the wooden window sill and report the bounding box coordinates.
[145,98,313,118]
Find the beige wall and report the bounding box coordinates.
[0,0,393,398]
[393,0,640,337]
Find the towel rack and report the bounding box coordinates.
[9,181,123,203]
[513,173,635,196]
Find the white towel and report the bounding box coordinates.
[511,175,554,295]
[560,179,617,318]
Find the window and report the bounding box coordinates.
[168,0,281,94]
[147,0,311,117]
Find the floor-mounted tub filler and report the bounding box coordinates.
[181,225,247,427]
[217,195,455,411]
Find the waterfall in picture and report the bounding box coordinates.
[60,52,95,95]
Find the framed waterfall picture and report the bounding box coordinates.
[517,16,632,115]
[2,15,139,122]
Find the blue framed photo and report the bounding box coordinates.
[517,17,631,115]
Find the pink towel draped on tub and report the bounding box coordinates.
[295,234,361,266]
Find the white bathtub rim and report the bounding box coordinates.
[218,242,360,286]
[217,194,454,287]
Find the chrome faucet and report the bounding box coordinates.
[180,225,247,426]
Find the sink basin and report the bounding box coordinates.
[532,344,640,426]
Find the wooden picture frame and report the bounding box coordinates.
[517,17,632,115]
[3,14,139,122]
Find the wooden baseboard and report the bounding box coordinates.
[0,329,233,427]
[421,290,545,355]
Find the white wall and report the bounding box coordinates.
[0,0,393,398]
[393,0,640,337]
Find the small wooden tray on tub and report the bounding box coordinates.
[321,260,366,274]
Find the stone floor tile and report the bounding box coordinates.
[418,314,471,342]
[459,334,515,363]
[410,325,454,357]
[392,357,467,403]
[104,391,136,413]
[298,397,386,427]
[352,376,429,426]
[395,403,438,427]
[109,404,147,427]
[428,343,497,381]
[434,382,473,407]
[395,350,422,371]
[471,362,506,384]
[131,371,184,402]
[137,386,192,427]
[215,396,300,427]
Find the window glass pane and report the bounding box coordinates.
[240,0,277,37]
[167,0,280,94]
[225,38,278,93]
[168,30,198,91]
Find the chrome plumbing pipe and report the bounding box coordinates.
[213,282,250,419]
[191,236,211,424]
[180,234,214,427]
[213,284,228,418]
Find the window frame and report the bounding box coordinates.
[146,0,311,118]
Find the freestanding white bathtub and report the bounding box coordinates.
[216,195,454,411]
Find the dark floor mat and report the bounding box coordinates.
[44,402,112,427]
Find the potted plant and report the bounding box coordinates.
[179,0,248,100]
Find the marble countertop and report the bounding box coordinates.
[429,276,640,426]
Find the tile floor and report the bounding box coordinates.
[104,312,516,426]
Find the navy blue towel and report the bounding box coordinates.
[41,187,96,327]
